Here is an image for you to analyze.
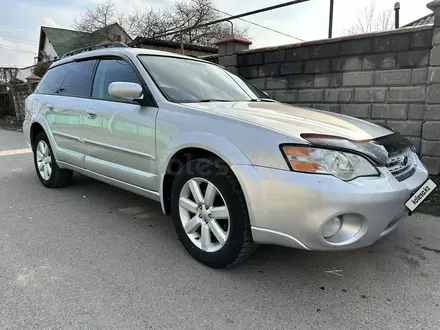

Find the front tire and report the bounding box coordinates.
[171,158,257,268]
[33,131,73,188]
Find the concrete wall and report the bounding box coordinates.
[214,22,440,175]
[424,3,440,177]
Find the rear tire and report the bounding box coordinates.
[171,158,257,268]
[33,131,73,188]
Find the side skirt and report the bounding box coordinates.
[57,161,162,203]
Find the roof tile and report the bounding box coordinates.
[403,13,434,27]
[215,33,252,45]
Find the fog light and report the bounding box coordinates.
[322,216,342,238]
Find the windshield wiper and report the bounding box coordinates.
[199,99,232,102]
[189,99,275,103]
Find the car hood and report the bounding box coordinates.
[185,101,392,141]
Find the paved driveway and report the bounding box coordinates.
[0,128,439,330]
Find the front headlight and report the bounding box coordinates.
[281,145,380,181]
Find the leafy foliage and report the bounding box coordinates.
[31,61,51,78]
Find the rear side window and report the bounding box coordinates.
[92,59,141,100]
[59,60,97,98]
[35,65,69,94]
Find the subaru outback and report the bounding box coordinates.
[23,45,435,268]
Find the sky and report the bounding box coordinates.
[0,0,433,69]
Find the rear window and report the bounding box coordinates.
[35,64,68,94]
[36,60,96,97]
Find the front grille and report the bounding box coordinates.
[386,148,415,181]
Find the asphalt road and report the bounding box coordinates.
[1,128,440,330]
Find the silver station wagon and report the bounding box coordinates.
[23,44,433,268]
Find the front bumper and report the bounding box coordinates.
[231,156,429,251]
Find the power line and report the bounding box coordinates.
[198,2,304,41]
[0,35,39,43]
[0,44,37,54]
[0,44,38,54]
[157,0,310,38]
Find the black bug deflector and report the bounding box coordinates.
[301,132,415,166]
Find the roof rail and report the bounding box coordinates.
[62,42,129,59]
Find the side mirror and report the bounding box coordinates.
[108,82,143,101]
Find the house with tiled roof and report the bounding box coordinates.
[403,13,435,27]
[25,74,41,83]
[37,23,132,62]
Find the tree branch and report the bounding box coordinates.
[347,0,394,35]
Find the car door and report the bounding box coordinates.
[35,64,74,157]
[80,57,159,191]
[42,60,97,167]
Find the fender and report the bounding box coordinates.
[29,111,81,170]
[28,115,58,154]
[157,132,252,213]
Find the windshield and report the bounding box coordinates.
[139,55,266,102]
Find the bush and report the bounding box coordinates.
[32,61,51,77]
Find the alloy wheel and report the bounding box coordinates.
[179,178,230,253]
[36,140,52,181]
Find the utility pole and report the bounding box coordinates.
[328,0,334,38]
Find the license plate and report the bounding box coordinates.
[405,179,437,212]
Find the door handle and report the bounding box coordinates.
[86,110,97,119]
[47,104,54,111]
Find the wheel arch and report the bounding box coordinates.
[30,122,46,148]
[159,135,252,215]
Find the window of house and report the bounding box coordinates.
[92,59,142,101]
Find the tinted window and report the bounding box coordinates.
[92,59,141,100]
[59,60,97,98]
[35,64,69,94]
[139,55,256,102]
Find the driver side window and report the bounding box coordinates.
[92,59,142,101]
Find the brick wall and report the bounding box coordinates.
[214,20,440,175]
[200,54,219,64]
